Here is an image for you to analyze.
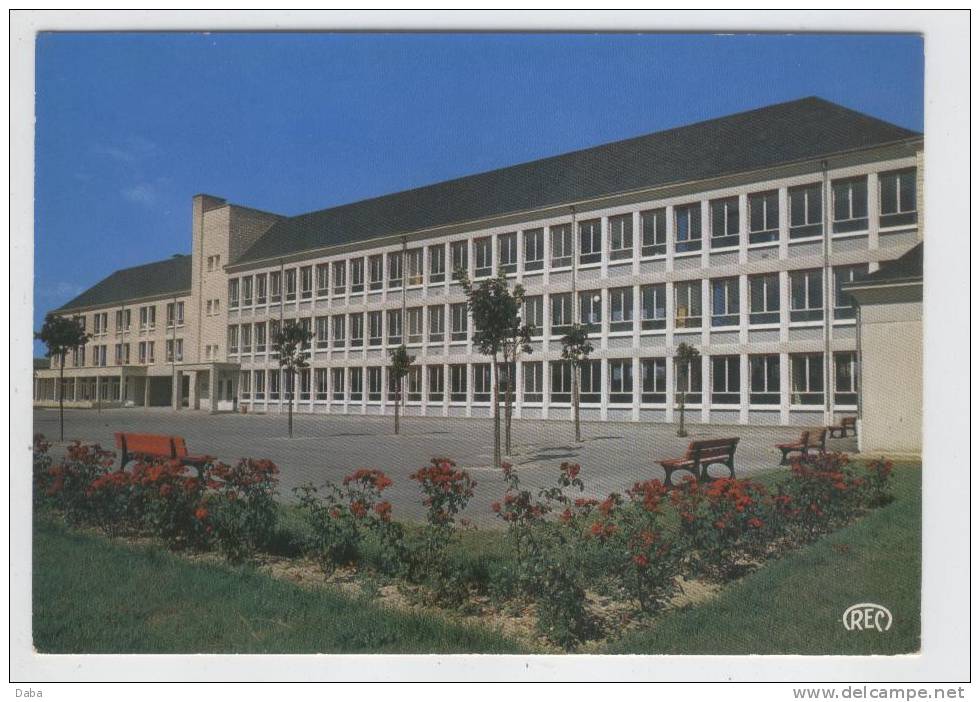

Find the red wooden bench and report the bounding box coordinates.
[114,432,213,472]
[659,437,739,487]
[776,427,828,465]
[828,416,857,439]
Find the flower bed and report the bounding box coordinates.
[32,434,895,651]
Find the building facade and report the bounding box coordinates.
[35,97,924,428]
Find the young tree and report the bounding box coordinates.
[560,323,594,444]
[502,313,534,456]
[458,270,523,468]
[272,320,312,438]
[674,341,701,438]
[34,313,90,441]
[388,344,415,435]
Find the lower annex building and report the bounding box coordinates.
[34,97,924,429]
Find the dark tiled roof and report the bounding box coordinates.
[236,96,920,264]
[55,255,192,312]
[34,357,50,370]
[851,242,923,286]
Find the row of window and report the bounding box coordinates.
[78,302,184,336]
[67,339,183,367]
[36,377,122,403]
[227,170,914,308]
[237,353,857,408]
[226,267,865,355]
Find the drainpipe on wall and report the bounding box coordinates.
[821,159,833,427]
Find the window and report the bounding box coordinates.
[449,364,467,403]
[350,313,364,347]
[473,363,492,402]
[348,258,364,295]
[711,277,740,327]
[790,269,824,322]
[269,320,280,356]
[608,287,633,332]
[474,237,493,277]
[114,343,123,365]
[521,295,543,337]
[285,269,297,301]
[523,361,543,403]
[640,284,666,331]
[332,315,346,347]
[674,203,702,253]
[252,274,266,305]
[255,322,267,353]
[388,310,402,346]
[269,369,280,401]
[407,307,423,344]
[253,370,266,401]
[523,228,544,271]
[299,368,311,401]
[405,248,423,286]
[95,312,108,335]
[367,367,382,402]
[750,354,780,406]
[207,256,214,272]
[450,303,468,342]
[228,279,240,308]
[349,368,363,402]
[879,168,917,227]
[550,224,573,268]
[331,368,345,401]
[579,219,601,265]
[789,183,823,238]
[711,355,740,405]
[313,368,328,401]
[579,290,602,332]
[138,342,147,364]
[791,353,824,405]
[428,244,446,283]
[580,360,601,404]
[748,190,780,244]
[368,311,383,346]
[550,292,572,335]
[609,214,633,261]
[609,359,633,404]
[640,208,667,257]
[369,255,384,291]
[146,341,154,364]
[833,264,868,319]
[674,281,703,328]
[428,366,444,402]
[242,276,254,306]
[240,371,251,400]
[749,274,780,325]
[316,317,330,349]
[331,260,347,296]
[428,305,445,343]
[498,232,518,274]
[316,264,329,296]
[834,351,858,406]
[73,345,86,367]
[270,271,282,303]
[550,361,572,403]
[407,366,422,402]
[387,367,402,403]
[450,241,468,280]
[114,309,124,333]
[674,356,702,405]
[240,323,252,353]
[832,175,868,233]
[641,358,667,404]
[710,197,740,248]
[166,301,185,327]
[166,339,184,363]
[387,252,403,289]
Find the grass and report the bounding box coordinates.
[604,463,921,654]
[32,517,524,654]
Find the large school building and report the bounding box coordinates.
[34,97,923,428]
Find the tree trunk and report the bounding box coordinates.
[491,356,501,468]
[58,354,65,442]
[287,369,294,438]
[394,379,401,435]
[572,362,581,443]
[677,392,687,438]
[504,365,514,456]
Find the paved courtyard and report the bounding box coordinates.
[33,408,856,526]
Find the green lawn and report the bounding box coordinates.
[32,517,523,654]
[604,463,921,654]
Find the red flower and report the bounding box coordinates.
[632,554,649,568]
[374,501,392,522]
[747,517,764,529]
[490,501,502,513]
[194,506,209,521]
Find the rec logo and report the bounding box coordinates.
[842,603,893,632]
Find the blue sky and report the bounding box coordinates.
[34,32,923,354]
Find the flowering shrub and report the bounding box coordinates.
[588,479,683,611]
[32,434,54,507]
[861,457,895,508]
[206,458,280,563]
[294,468,399,573]
[493,462,596,649]
[671,476,775,582]
[85,469,136,537]
[130,459,211,550]
[405,458,477,604]
[43,441,117,526]
[775,452,864,543]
